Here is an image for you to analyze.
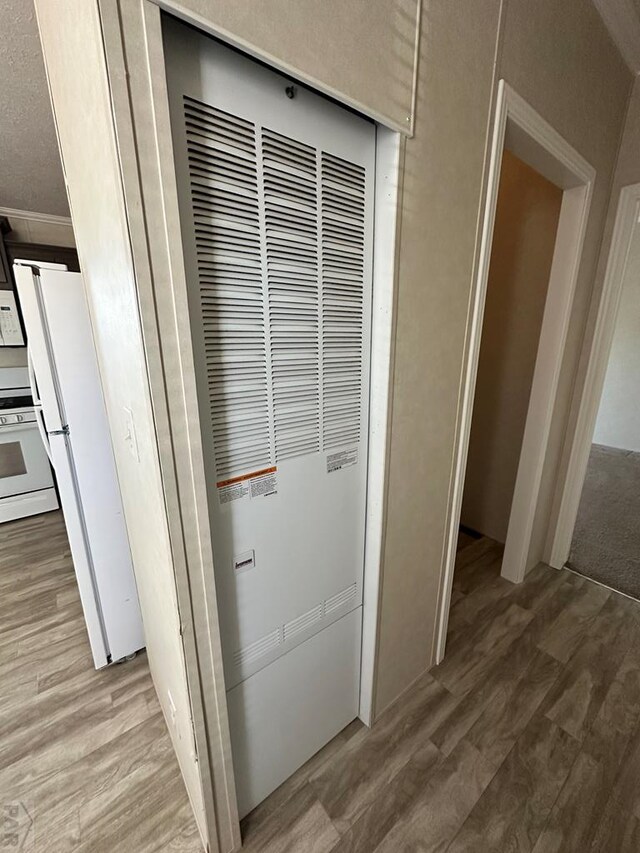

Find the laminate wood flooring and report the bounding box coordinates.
[0,511,202,852]
[9,512,639,851]
[241,533,640,852]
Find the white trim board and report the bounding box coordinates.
[435,80,595,662]
[548,182,640,568]
[359,126,402,726]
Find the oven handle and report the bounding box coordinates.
[34,404,53,465]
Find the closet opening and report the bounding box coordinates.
[458,149,562,572]
[160,13,400,820]
[436,82,595,662]
[557,182,640,600]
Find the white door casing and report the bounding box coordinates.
[548,182,640,568]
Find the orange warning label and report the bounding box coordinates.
[216,466,277,489]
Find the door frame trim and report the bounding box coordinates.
[360,127,403,725]
[435,80,595,662]
[548,182,640,568]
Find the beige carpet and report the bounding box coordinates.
[568,443,640,600]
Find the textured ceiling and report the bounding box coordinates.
[0,0,68,216]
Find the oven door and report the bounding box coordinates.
[0,420,54,499]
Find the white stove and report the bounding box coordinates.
[0,367,59,522]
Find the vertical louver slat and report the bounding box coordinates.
[263,129,320,462]
[321,153,366,450]
[184,96,272,478]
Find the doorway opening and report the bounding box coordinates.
[563,185,640,600]
[437,81,595,661]
[458,150,562,573]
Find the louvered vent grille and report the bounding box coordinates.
[234,581,359,677]
[321,153,366,450]
[185,96,368,478]
[233,627,282,668]
[325,582,357,615]
[184,96,272,478]
[263,129,320,462]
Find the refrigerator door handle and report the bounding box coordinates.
[34,403,53,465]
[27,347,41,405]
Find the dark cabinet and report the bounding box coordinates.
[4,239,80,272]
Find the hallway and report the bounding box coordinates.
[240,535,640,852]
[0,512,200,852]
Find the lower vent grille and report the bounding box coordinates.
[233,628,282,668]
[325,583,357,615]
[233,582,359,675]
[283,604,323,642]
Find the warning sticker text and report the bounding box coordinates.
[327,448,358,474]
[250,472,278,499]
[217,466,278,505]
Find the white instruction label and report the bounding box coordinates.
[327,448,358,474]
[217,466,277,505]
[219,481,250,505]
[250,471,278,499]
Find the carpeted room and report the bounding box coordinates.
[569,220,640,600]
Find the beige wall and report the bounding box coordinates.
[545,77,640,559]
[151,0,419,132]
[601,73,640,192]
[374,0,503,711]
[34,0,634,842]
[376,0,630,712]
[461,151,562,543]
[592,78,640,453]
[500,0,633,578]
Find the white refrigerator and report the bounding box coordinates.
[14,262,145,668]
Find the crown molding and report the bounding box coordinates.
[0,206,72,227]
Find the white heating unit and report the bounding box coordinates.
[164,18,375,815]
[0,366,58,522]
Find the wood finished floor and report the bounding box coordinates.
[5,512,640,852]
[0,511,201,852]
[240,533,640,852]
